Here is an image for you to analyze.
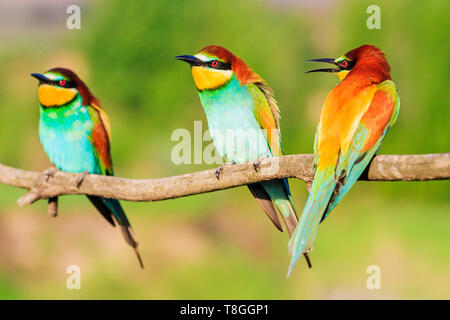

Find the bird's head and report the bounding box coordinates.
[176,45,261,91]
[306,44,391,83]
[31,68,96,107]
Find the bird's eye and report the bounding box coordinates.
[59,80,66,86]
[341,60,348,68]
[211,60,219,68]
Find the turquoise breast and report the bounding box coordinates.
[198,75,272,163]
[39,96,100,174]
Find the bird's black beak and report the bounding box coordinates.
[175,55,203,66]
[31,73,51,84]
[305,58,339,73]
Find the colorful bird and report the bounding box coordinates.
[31,68,143,268]
[288,45,400,275]
[176,46,299,238]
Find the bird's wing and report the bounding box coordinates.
[88,102,113,176]
[247,82,298,235]
[87,102,143,267]
[323,80,399,220]
[288,80,399,275]
[249,82,283,156]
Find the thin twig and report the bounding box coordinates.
[48,197,58,217]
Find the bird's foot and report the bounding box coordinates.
[215,162,235,180]
[75,170,89,188]
[43,166,58,182]
[253,156,267,172]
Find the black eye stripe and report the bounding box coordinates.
[339,59,354,70]
[206,60,231,70]
[53,80,76,88]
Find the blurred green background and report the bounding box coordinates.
[0,0,449,299]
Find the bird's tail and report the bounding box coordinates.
[87,196,144,268]
[287,167,336,276]
[260,179,298,237]
[248,183,284,232]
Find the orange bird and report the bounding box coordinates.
[288,45,400,275]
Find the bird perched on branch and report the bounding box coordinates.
[31,68,143,268]
[288,45,400,276]
[176,46,299,243]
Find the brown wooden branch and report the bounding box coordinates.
[0,153,448,207]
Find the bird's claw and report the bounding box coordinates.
[253,156,267,172]
[75,170,89,188]
[253,160,261,172]
[215,166,224,180]
[43,167,58,182]
[215,162,235,180]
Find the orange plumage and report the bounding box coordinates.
[316,45,392,168]
[288,45,400,275]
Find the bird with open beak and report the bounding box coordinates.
[288,45,400,276]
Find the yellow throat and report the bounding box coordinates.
[337,70,349,82]
[38,85,77,107]
[191,66,233,90]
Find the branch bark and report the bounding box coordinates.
[0,153,448,206]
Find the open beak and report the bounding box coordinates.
[175,55,203,66]
[30,73,51,84]
[305,58,339,73]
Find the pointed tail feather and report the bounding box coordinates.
[87,195,116,226]
[119,224,144,269]
[248,183,284,232]
[287,168,336,276]
[261,179,298,237]
[88,196,144,268]
[272,197,297,237]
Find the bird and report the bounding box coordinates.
[176,46,299,241]
[31,68,143,268]
[287,44,400,276]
